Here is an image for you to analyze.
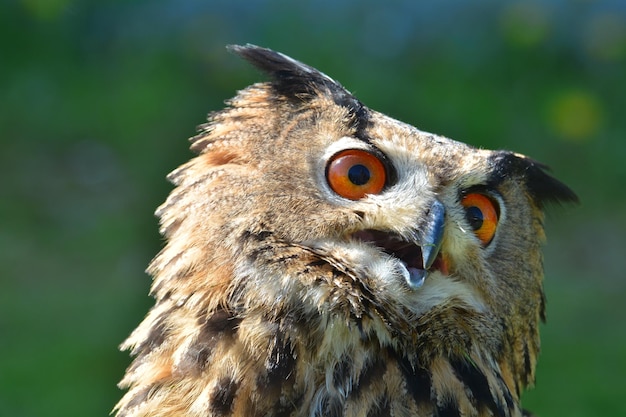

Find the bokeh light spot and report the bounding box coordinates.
[547,89,603,142]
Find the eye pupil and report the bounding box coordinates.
[348,164,371,185]
[466,206,484,231]
[460,192,499,246]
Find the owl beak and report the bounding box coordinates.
[421,200,446,271]
[406,200,446,288]
[349,200,446,289]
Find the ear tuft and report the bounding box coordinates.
[227,44,338,92]
[227,44,367,120]
[523,159,579,208]
[490,152,579,209]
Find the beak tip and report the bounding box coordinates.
[421,200,446,270]
[406,267,427,288]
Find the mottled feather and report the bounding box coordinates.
[115,45,576,417]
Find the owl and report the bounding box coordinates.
[114,45,577,417]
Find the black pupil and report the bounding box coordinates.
[466,206,484,230]
[348,164,371,186]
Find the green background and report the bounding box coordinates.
[2,0,624,415]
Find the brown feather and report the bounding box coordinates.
[115,45,576,417]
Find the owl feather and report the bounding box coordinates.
[115,44,577,417]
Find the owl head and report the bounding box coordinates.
[116,45,577,417]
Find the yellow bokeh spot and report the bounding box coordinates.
[547,90,603,142]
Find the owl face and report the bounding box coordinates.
[116,45,577,417]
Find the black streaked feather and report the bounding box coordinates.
[450,358,507,416]
[435,398,461,417]
[209,377,239,416]
[397,354,433,406]
[228,44,370,136]
[488,151,579,208]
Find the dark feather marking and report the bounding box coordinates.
[199,308,243,334]
[366,397,390,417]
[209,376,240,416]
[132,308,173,356]
[320,397,343,417]
[254,324,299,417]
[356,355,387,392]
[523,344,533,383]
[121,384,155,413]
[175,341,211,376]
[488,152,578,208]
[141,318,168,353]
[436,398,461,417]
[265,332,296,389]
[272,407,297,417]
[272,392,304,417]
[450,358,506,416]
[331,355,354,397]
[275,254,300,264]
[306,258,328,268]
[247,246,272,264]
[503,381,515,410]
[176,308,242,375]
[397,353,432,406]
[242,229,273,242]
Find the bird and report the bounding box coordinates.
[114,44,577,417]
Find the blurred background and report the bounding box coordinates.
[1,0,624,415]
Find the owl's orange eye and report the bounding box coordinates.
[326,149,386,200]
[461,193,499,246]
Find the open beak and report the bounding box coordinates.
[406,199,445,288]
[350,199,447,289]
